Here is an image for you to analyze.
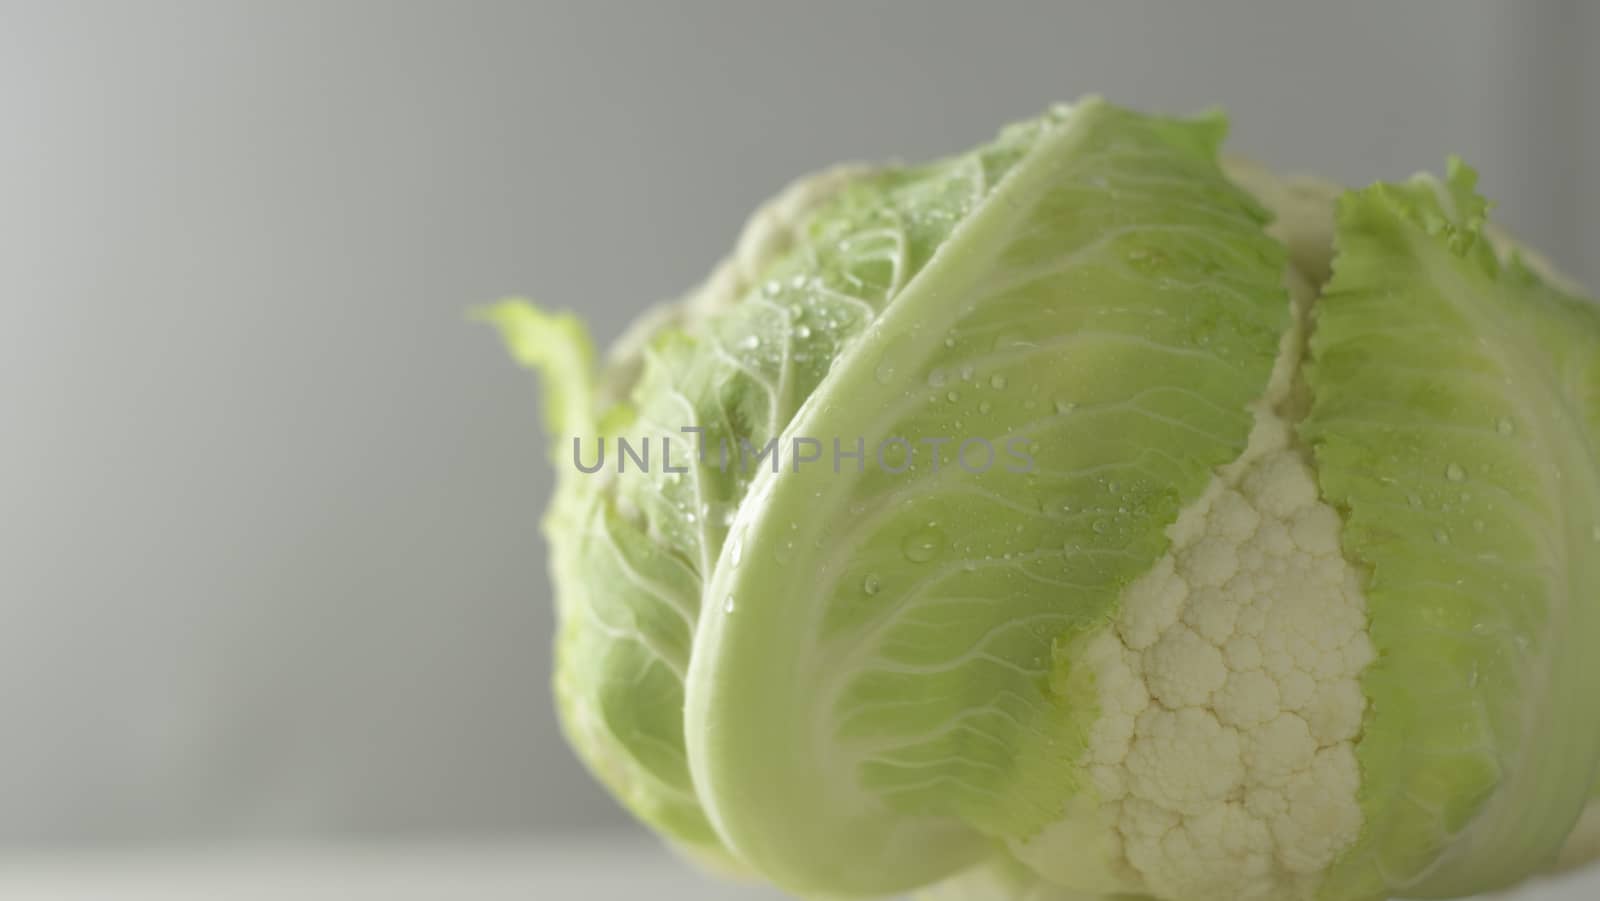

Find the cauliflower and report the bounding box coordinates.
[486,99,1600,901]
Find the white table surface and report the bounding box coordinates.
[0,837,1592,901]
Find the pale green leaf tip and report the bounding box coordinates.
[474,298,597,440]
[1185,104,1232,149]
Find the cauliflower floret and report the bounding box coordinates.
[1068,441,1373,901]
[1018,440,1375,901]
[1015,296,1376,899]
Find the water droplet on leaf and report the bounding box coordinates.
[902,527,945,563]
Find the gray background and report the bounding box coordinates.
[3,0,1597,854]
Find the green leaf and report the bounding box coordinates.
[486,114,1048,865]
[1304,159,1600,899]
[477,301,597,444]
[684,100,1289,895]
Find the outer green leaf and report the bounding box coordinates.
[1304,160,1600,899]
[486,115,1048,866]
[685,100,1289,896]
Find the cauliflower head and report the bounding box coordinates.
[486,100,1600,901]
